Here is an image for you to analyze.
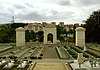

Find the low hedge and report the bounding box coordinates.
[30,57,37,59]
[67,49,77,59]
[85,51,100,58]
[76,46,83,50]
[70,46,82,53]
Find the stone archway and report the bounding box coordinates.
[47,33,53,43]
[43,24,57,44]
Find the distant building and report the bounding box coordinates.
[24,22,79,33]
[58,22,64,27]
[24,22,56,33]
[24,22,43,32]
[42,22,48,27]
[64,23,79,31]
[64,24,74,31]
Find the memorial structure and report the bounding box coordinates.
[16,27,25,47]
[75,27,86,47]
[43,24,57,44]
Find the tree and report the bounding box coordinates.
[0,23,28,43]
[84,10,100,43]
[37,31,44,42]
[0,24,10,43]
[57,25,64,40]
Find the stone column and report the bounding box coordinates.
[75,27,86,47]
[16,27,25,47]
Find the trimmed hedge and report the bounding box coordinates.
[76,46,83,50]
[70,46,82,53]
[30,57,37,59]
[85,51,100,58]
[67,49,77,59]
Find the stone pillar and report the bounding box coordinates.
[16,27,25,47]
[75,27,86,47]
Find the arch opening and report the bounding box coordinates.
[47,33,53,43]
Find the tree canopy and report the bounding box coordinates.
[84,10,100,43]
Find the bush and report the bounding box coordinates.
[2,57,6,59]
[83,53,89,58]
[76,46,83,50]
[85,51,100,58]
[67,49,77,59]
[29,61,32,63]
[30,57,37,59]
[40,54,43,56]
[38,57,42,59]
[70,46,82,53]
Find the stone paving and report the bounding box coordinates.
[32,62,71,70]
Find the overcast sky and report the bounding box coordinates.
[0,0,100,24]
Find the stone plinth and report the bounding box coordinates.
[77,53,84,63]
[75,27,86,47]
[16,27,25,47]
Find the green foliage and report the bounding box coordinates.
[37,31,44,42]
[67,49,77,59]
[85,51,100,58]
[57,25,64,39]
[0,23,27,43]
[0,24,10,43]
[76,46,83,50]
[57,25,74,42]
[70,46,90,58]
[70,46,82,53]
[0,23,44,43]
[25,30,37,42]
[84,10,100,43]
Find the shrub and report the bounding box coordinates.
[30,57,37,59]
[38,57,42,59]
[85,51,100,58]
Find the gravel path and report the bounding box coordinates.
[43,46,58,59]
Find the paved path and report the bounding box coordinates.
[32,62,71,70]
[43,46,58,59]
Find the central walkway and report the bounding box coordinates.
[43,46,58,59]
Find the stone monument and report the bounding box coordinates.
[43,24,57,44]
[75,27,86,47]
[16,27,25,47]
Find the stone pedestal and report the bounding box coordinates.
[77,53,84,63]
[16,27,25,47]
[75,27,86,47]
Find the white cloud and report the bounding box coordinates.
[0,0,100,24]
